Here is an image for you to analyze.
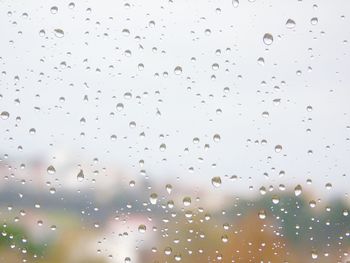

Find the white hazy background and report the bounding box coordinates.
[0,0,350,198]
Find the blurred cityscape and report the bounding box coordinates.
[0,155,349,263]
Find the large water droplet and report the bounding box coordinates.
[263,33,273,45]
[0,111,9,120]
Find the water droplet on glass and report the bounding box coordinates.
[257,57,265,66]
[39,29,46,37]
[232,0,239,8]
[213,134,221,142]
[258,210,266,219]
[165,184,172,194]
[0,111,9,120]
[274,145,282,153]
[47,165,56,175]
[263,33,273,45]
[50,6,58,14]
[306,105,313,112]
[272,195,280,204]
[212,63,219,70]
[294,184,302,196]
[77,169,84,182]
[138,224,146,233]
[164,247,172,255]
[211,176,222,187]
[174,66,182,75]
[150,193,158,204]
[182,197,191,206]
[285,19,296,29]
[310,17,318,25]
[116,103,124,111]
[54,29,64,38]
[159,143,166,152]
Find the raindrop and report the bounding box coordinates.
[39,29,46,37]
[294,184,302,196]
[116,103,124,111]
[50,6,58,14]
[150,193,158,204]
[257,57,265,66]
[138,224,146,233]
[165,184,172,194]
[47,165,56,175]
[263,33,273,45]
[213,134,221,142]
[272,195,280,204]
[77,169,84,182]
[258,210,266,219]
[182,197,191,206]
[232,0,239,8]
[211,176,222,188]
[0,111,9,120]
[285,19,296,29]
[310,17,318,25]
[174,66,182,75]
[274,145,282,153]
[54,29,64,38]
[159,143,166,152]
[212,63,219,70]
[164,247,172,255]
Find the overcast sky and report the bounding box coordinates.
[1,0,350,198]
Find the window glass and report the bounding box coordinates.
[1,0,350,262]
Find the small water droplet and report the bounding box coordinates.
[182,197,191,206]
[211,176,222,187]
[232,0,239,8]
[285,19,296,29]
[50,6,58,14]
[274,145,282,153]
[138,224,146,233]
[258,210,266,219]
[174,66,182,75]
[159,143,166,152]
[54,29,64,38]
[150,193,158,204]
[213,134,221,142]
[165,184,172,194]
[310,17,318,25]
[294,184,302,196]
[77,169,84,182]
[47,165,56,175]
